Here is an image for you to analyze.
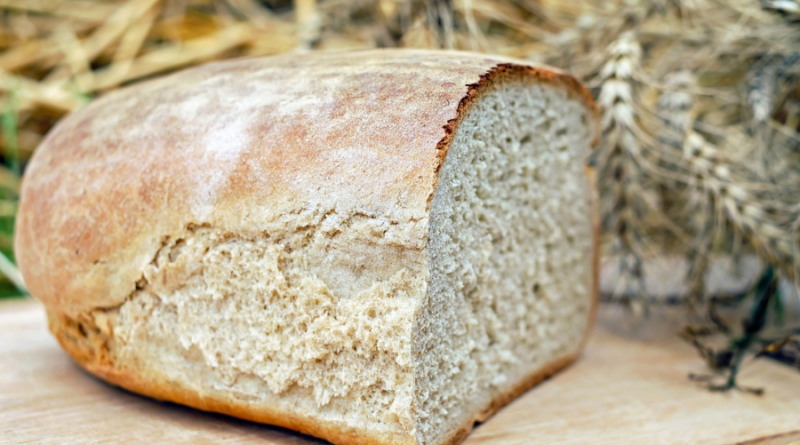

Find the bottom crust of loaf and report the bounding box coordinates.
[48,311,581,445]
[437,354,578,445]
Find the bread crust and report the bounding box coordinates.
[22,50,599,445]
[47,312,407,445]
[16,49,597,317]
[48,310,579,445]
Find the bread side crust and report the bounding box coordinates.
[47,310,412,445]
[49,310,580,445]
[16,50,598,317]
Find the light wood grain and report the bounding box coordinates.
[1,299,798,445]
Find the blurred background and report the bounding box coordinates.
[0,0,799,389]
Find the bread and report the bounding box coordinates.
[15,49,599,445]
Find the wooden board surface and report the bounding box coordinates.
[2,299,799,445]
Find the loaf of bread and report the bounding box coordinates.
[16,50,598,445]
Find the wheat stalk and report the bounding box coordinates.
[590,30,654,313]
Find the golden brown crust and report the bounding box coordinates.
[16,49,597,317]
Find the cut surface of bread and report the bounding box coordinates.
[16,50,598,445]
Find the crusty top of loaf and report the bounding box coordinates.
[15,49,596,315]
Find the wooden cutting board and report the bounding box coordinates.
[2,299,799,445]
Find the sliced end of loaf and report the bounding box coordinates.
[417,74,596,445]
